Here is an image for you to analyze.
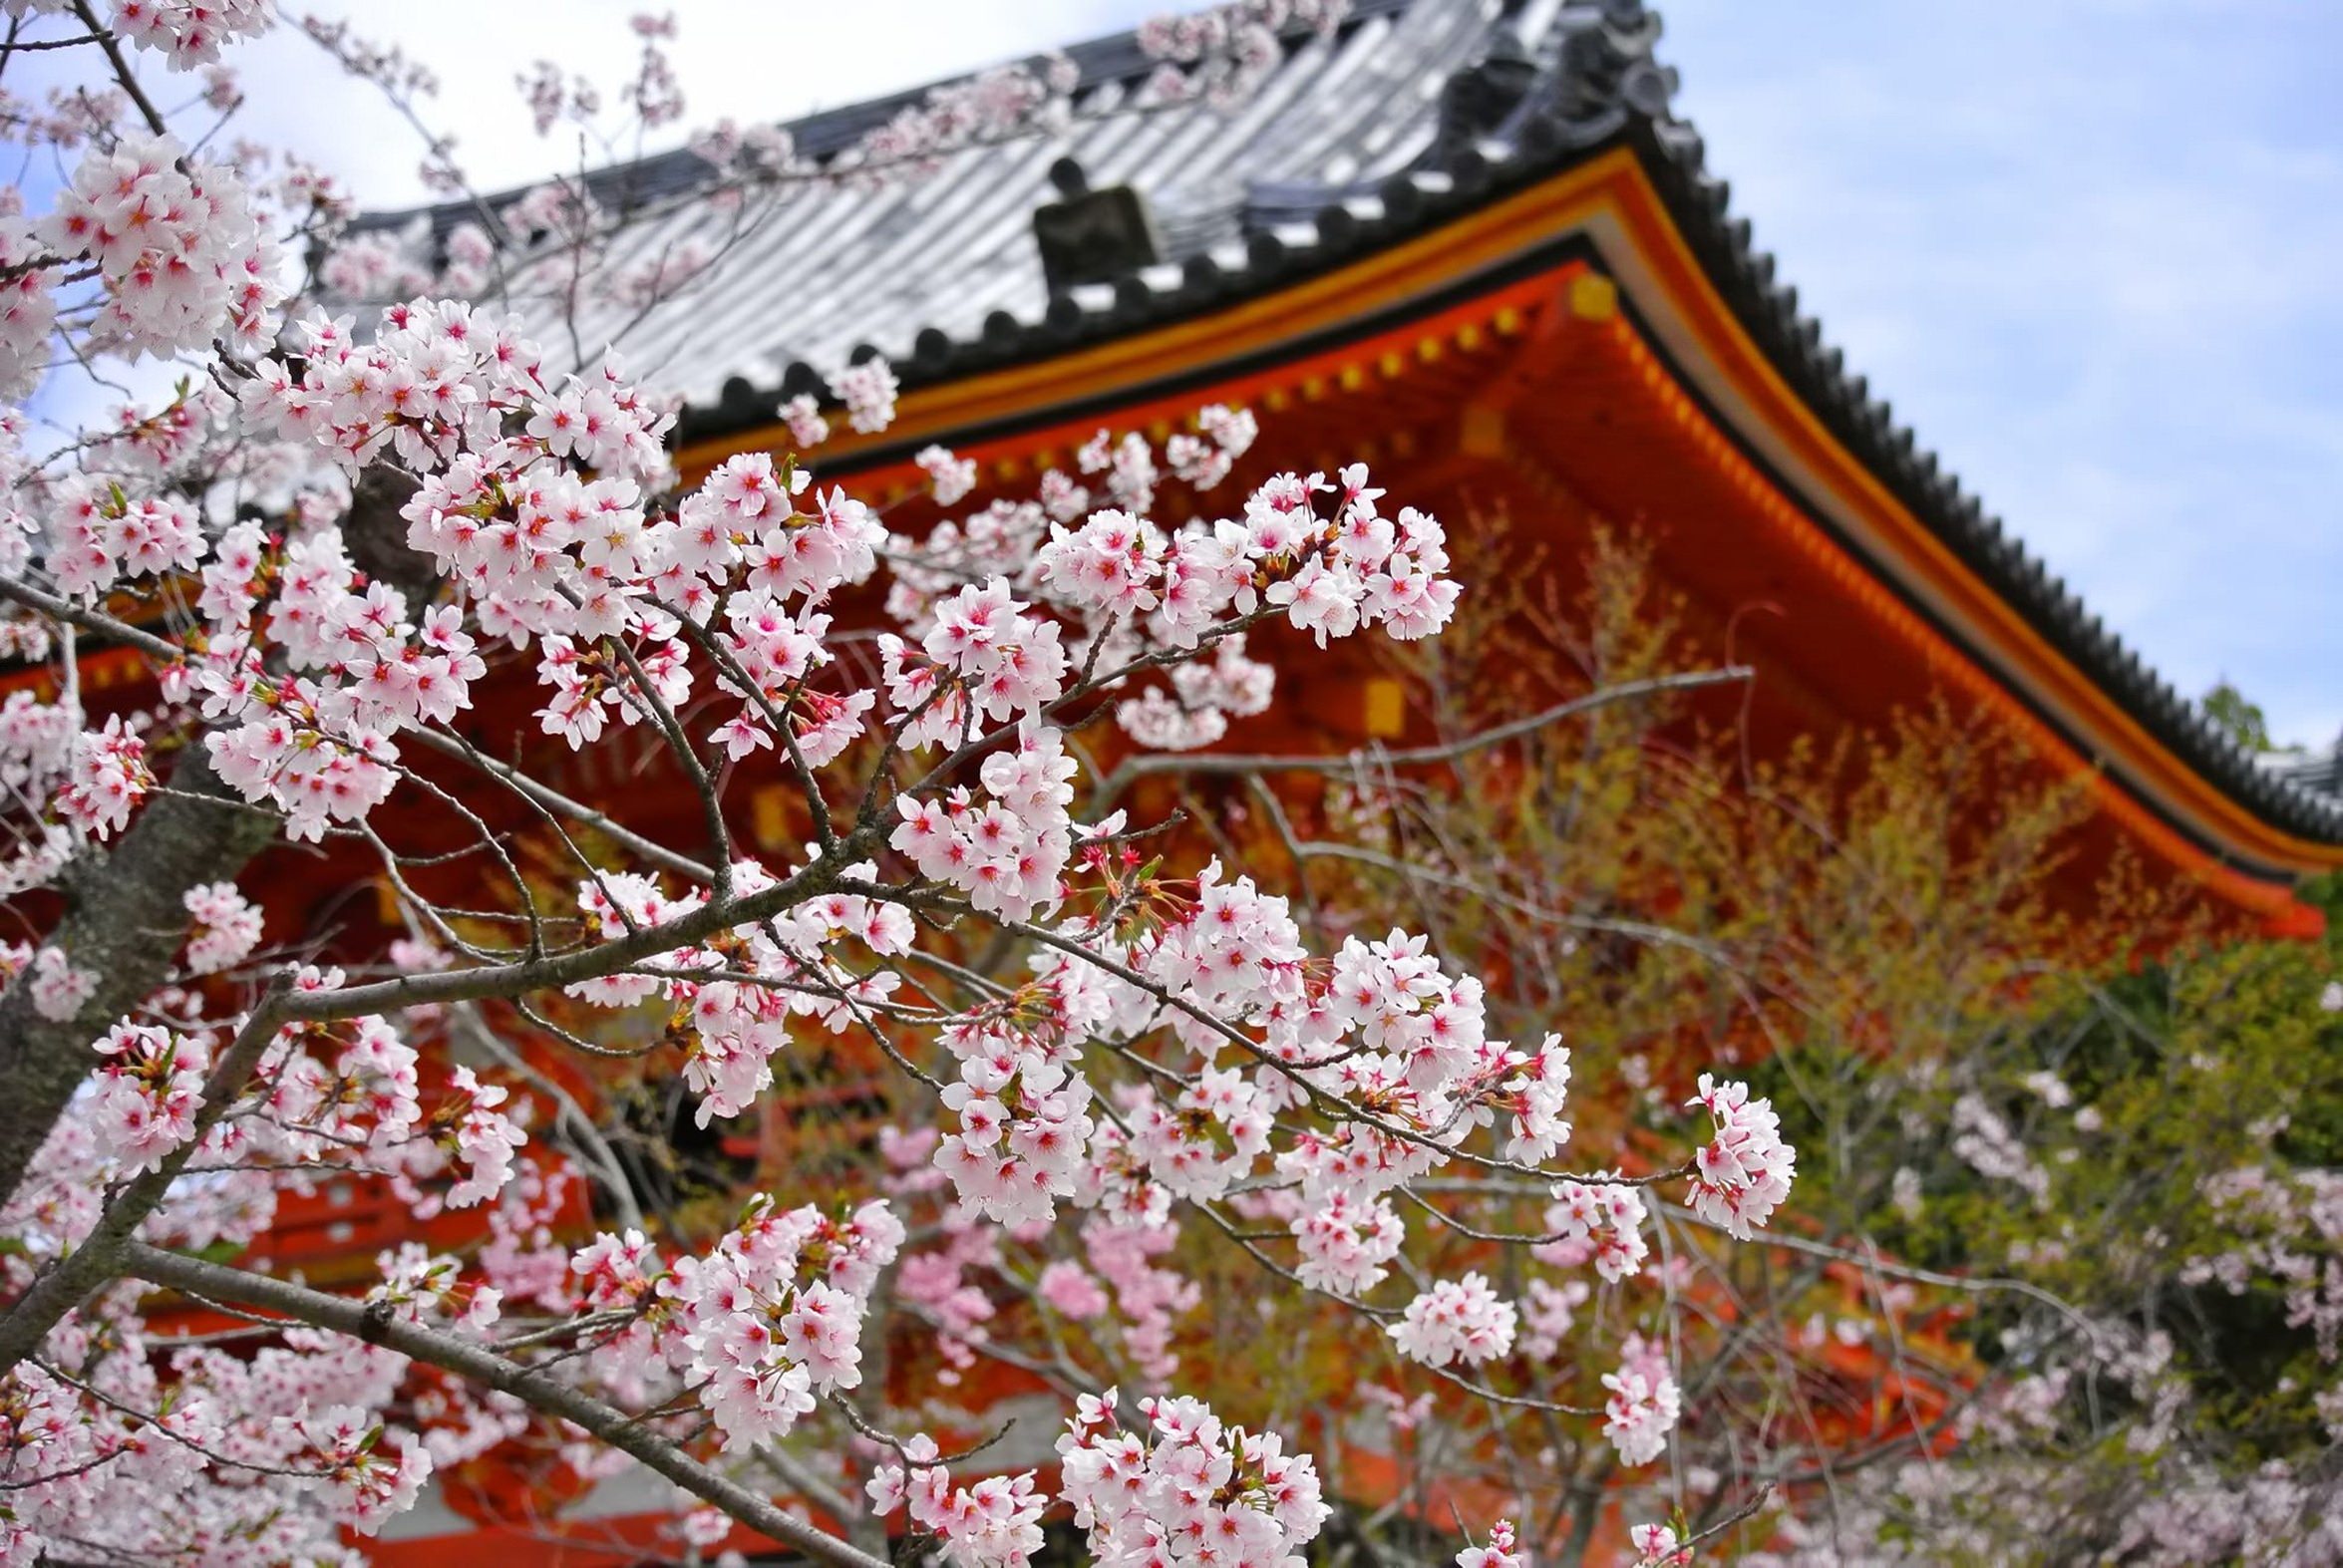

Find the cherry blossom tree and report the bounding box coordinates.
[1256,529,2343,1566]
[0,5,1796,1565]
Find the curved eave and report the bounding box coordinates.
[674,142,2341,921]
[1583,140,2343,888]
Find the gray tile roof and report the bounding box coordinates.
[355,0,2343,855]
[366,0,1504,410]
[2266,743,2343,804]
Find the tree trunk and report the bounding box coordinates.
[0,744,278,1206]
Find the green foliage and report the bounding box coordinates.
[2202,680,2276,753]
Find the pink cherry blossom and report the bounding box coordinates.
[25,947,96,1022]
[180,880,262,975]
[1602,1361,1682,1467]
[1684,1075,1797,1238]
[0,10,1829,1560]
[1460,1518,1531,1568]
[1630,1521,1694,1567]
[1389,1272,1518,1369]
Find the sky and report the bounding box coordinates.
[29,0,2343,747]
[1656,1,2343,752]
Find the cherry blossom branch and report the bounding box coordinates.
[65,0,167,137]
[273,822,884,1020]
[667,608,839,853]
[753,1440,857,1536]
[1652,1200,2097,1329]
[0,30,111,55]
[118,1240,890,1568]
[1418,1361,1600,1418]
[871,600,1277,835]
[0,1445,127,1492]
[1092,666,1753,807]
[32,1358,342,1481]
[919,895,1669,1188]
[1250,833,1738,972]
[406,724,716,883]
[444,998,644,1230]
[1680,1485,1775,1557]
[0,572,179,661]
[598,626,736,889]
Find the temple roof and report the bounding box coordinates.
[2266,741,2343,805]
[358,0,2343,855]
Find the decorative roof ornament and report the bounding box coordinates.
[1433,26,1537,151]
[1526,0,1675,150]
[1032,157,1165,294]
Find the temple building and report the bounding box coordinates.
[30,0,2343,1559]
[366,0,2340,1555]
[2268,735,2343,809]
[437,0,2335,935]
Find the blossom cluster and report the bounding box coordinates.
[1291,1187,1405,1295]
[17,946,94,1022]
[567,859,912,1121]
[879,577,1069,755]
[432,1066,527,1208]
[35,132,281,361]
[1116,633,1275,751]
[1388,1271,1518,1369]
[0,1333,431,1564]
[1125,1064,1273,1203]
[89,1021,207,1173]
[0,219,60,402]
[890,722,1079,922]
[867,1433,1050,1568]
[887,418,1451,756]
[180,880,263,975]
[1602,1336,1684,1467]
[1542,1177,1651,1283]
[250,1007,425,1176]
[670,1199,894,1450]
[1458,1518,1531,1568]
[1950,1091,2052,1206]
[52,715,150,838]
[570,1196,904,1451]
[1684,1074,1798,1238]
[1630,1522,1694,1567]
[933,1007,1098,1225]
[1030,461,1458,655]
[108,0,273,68]
[1137,0,1352,105]
[838,58,1079,184]
[1053,1390,1332,1568]
[1518,1276,1591,1361]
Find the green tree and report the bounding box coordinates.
[2203,680,2276,753]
